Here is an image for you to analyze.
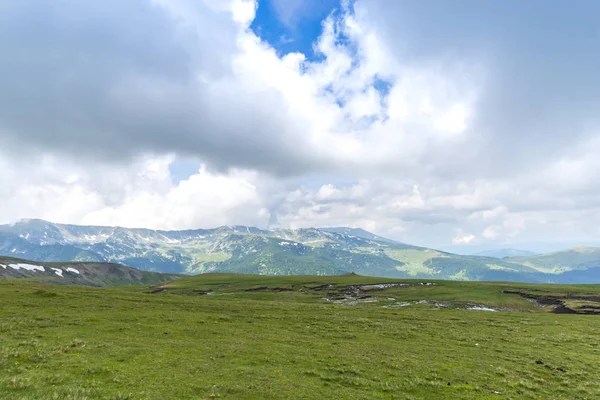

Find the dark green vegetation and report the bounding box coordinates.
[1,274,600,399]
[0,256,178,287]
[2,219,600,283]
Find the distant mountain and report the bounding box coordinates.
[319,227,399,244]
[508,247,600,273]
[0,256,179,287]
[474,249,537,259]
[1,219,599,283]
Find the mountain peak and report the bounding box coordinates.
[318,227,398,244]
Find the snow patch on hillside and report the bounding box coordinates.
[467,306,498,312]
[8,263,45,272]
[50,268,64,277]
[66,267,80,274]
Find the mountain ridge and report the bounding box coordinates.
[1,219,599,283]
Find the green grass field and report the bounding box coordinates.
[1,274,600,399]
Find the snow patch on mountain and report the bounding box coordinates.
[9,263,45,272]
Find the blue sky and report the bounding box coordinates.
[251,0,341,59]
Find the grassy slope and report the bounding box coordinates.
[1,275,600,399]
[197,236,546,282]
[511,247,600,273]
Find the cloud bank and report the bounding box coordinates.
[0,0,599,250]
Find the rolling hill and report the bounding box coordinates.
[0,256,179,287]
[509,247,600,272]
[506,247,600,283]
[1,219,599,283]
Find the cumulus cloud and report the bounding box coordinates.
[0,151,270,230]
[0,0,326,175]
[0,0,482,178]
[452,234,476,245]
[0,0,599,250]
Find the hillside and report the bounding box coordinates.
[1,219,600,283]
[474,249,536,258]
[0,256,179,287]
[510,247,600,271]
[1,275,600,398]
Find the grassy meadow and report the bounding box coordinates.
[1,274,600,399]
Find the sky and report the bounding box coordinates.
[1,0,600,253]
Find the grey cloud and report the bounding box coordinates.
[0,0,325,176]
[357,0,600,179]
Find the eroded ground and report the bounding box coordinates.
[152,274,600,315]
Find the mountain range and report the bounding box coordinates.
[1,219,600,283]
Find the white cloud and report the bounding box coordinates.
[0,0,599,250]
[83,165,267,230]
[452,234,476,245]
[0,151,269,230]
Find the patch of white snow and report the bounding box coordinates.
[9,263,45,272]
[467,306,498,312]
[65,267,80,274]
[50,268,64,277]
